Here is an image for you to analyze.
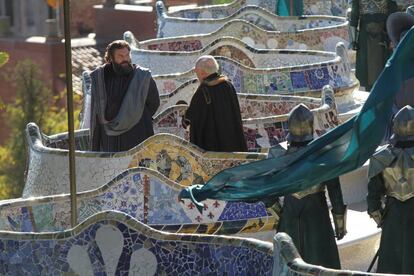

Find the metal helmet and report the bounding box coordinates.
[287,104,314,143]
[392,105,414,141]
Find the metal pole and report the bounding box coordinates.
[62,0,77,227]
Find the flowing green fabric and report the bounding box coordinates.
[276,0,303,16]
[179,28,414,211]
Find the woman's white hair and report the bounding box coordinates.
[195,55,219,75]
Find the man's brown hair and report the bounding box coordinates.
[104,40,131,63]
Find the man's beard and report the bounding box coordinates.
[112,61,133,76]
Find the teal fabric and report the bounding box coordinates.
[276,0,289,16]
[179,27,414,212]
[276,0,303,16]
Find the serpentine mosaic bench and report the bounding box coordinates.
[158,85,338,143]
[274,232,387,276]
[126,17,348,53]
[0,208,393,275]
[160,0,349,22]
[25,87,337,197]
[0,210,274,275]
[157,3,348,38]
[4,168,277,239]
[132,37,341,75]
[151,58,354,116]
[24,124,266,197]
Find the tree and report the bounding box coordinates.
[0,52,8,68]
[0,59,80,199]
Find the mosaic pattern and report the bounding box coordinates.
[132,42,355,98]
[0,211,274,275]
[156,56,354,102]
[166,0,349,18]
[273,232,384,275]
[24,123,266,197]
[157,81,321,118]
[24,87,337,198]
[130,18,348,53]
[1,169,276,237]
[132,37,336,75]
[157,3,348,38]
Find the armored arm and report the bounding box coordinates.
[332,207,347,240]
[326,178,347,240]
[367,174,386,227]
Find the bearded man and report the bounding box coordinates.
[89,40,160,152]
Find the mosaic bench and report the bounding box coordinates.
[166,0,349,18]
[24,124,266,197]
[154,85,339,148]
[126,17,348,53]
[132,37,341,75]
[0,210,274,275]
[151,57,354,114]
[157,3,348,38]
[274,232,389,275]
[25,85,336,196]
[3,168,278,238]
[25,86,337,197]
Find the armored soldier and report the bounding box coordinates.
[277,104,347,269]
[367,105,414,274]
[350,0,398,91]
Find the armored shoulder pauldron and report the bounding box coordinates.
[383,148,414,201]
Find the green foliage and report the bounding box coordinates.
[212,0,233,4]
[0,59,81,200]
[0,52,9,68]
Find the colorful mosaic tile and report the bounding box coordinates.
[157,3,349,38]
[1,169,277,238]
[24,122,267,197]
[165,0,349,18]
[0,211,274,275]
[132,37,337,75]
[25,86,338,198]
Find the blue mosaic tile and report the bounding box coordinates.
[290,71,308,89]
[218,202,268,221]
[305,66,330,90]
